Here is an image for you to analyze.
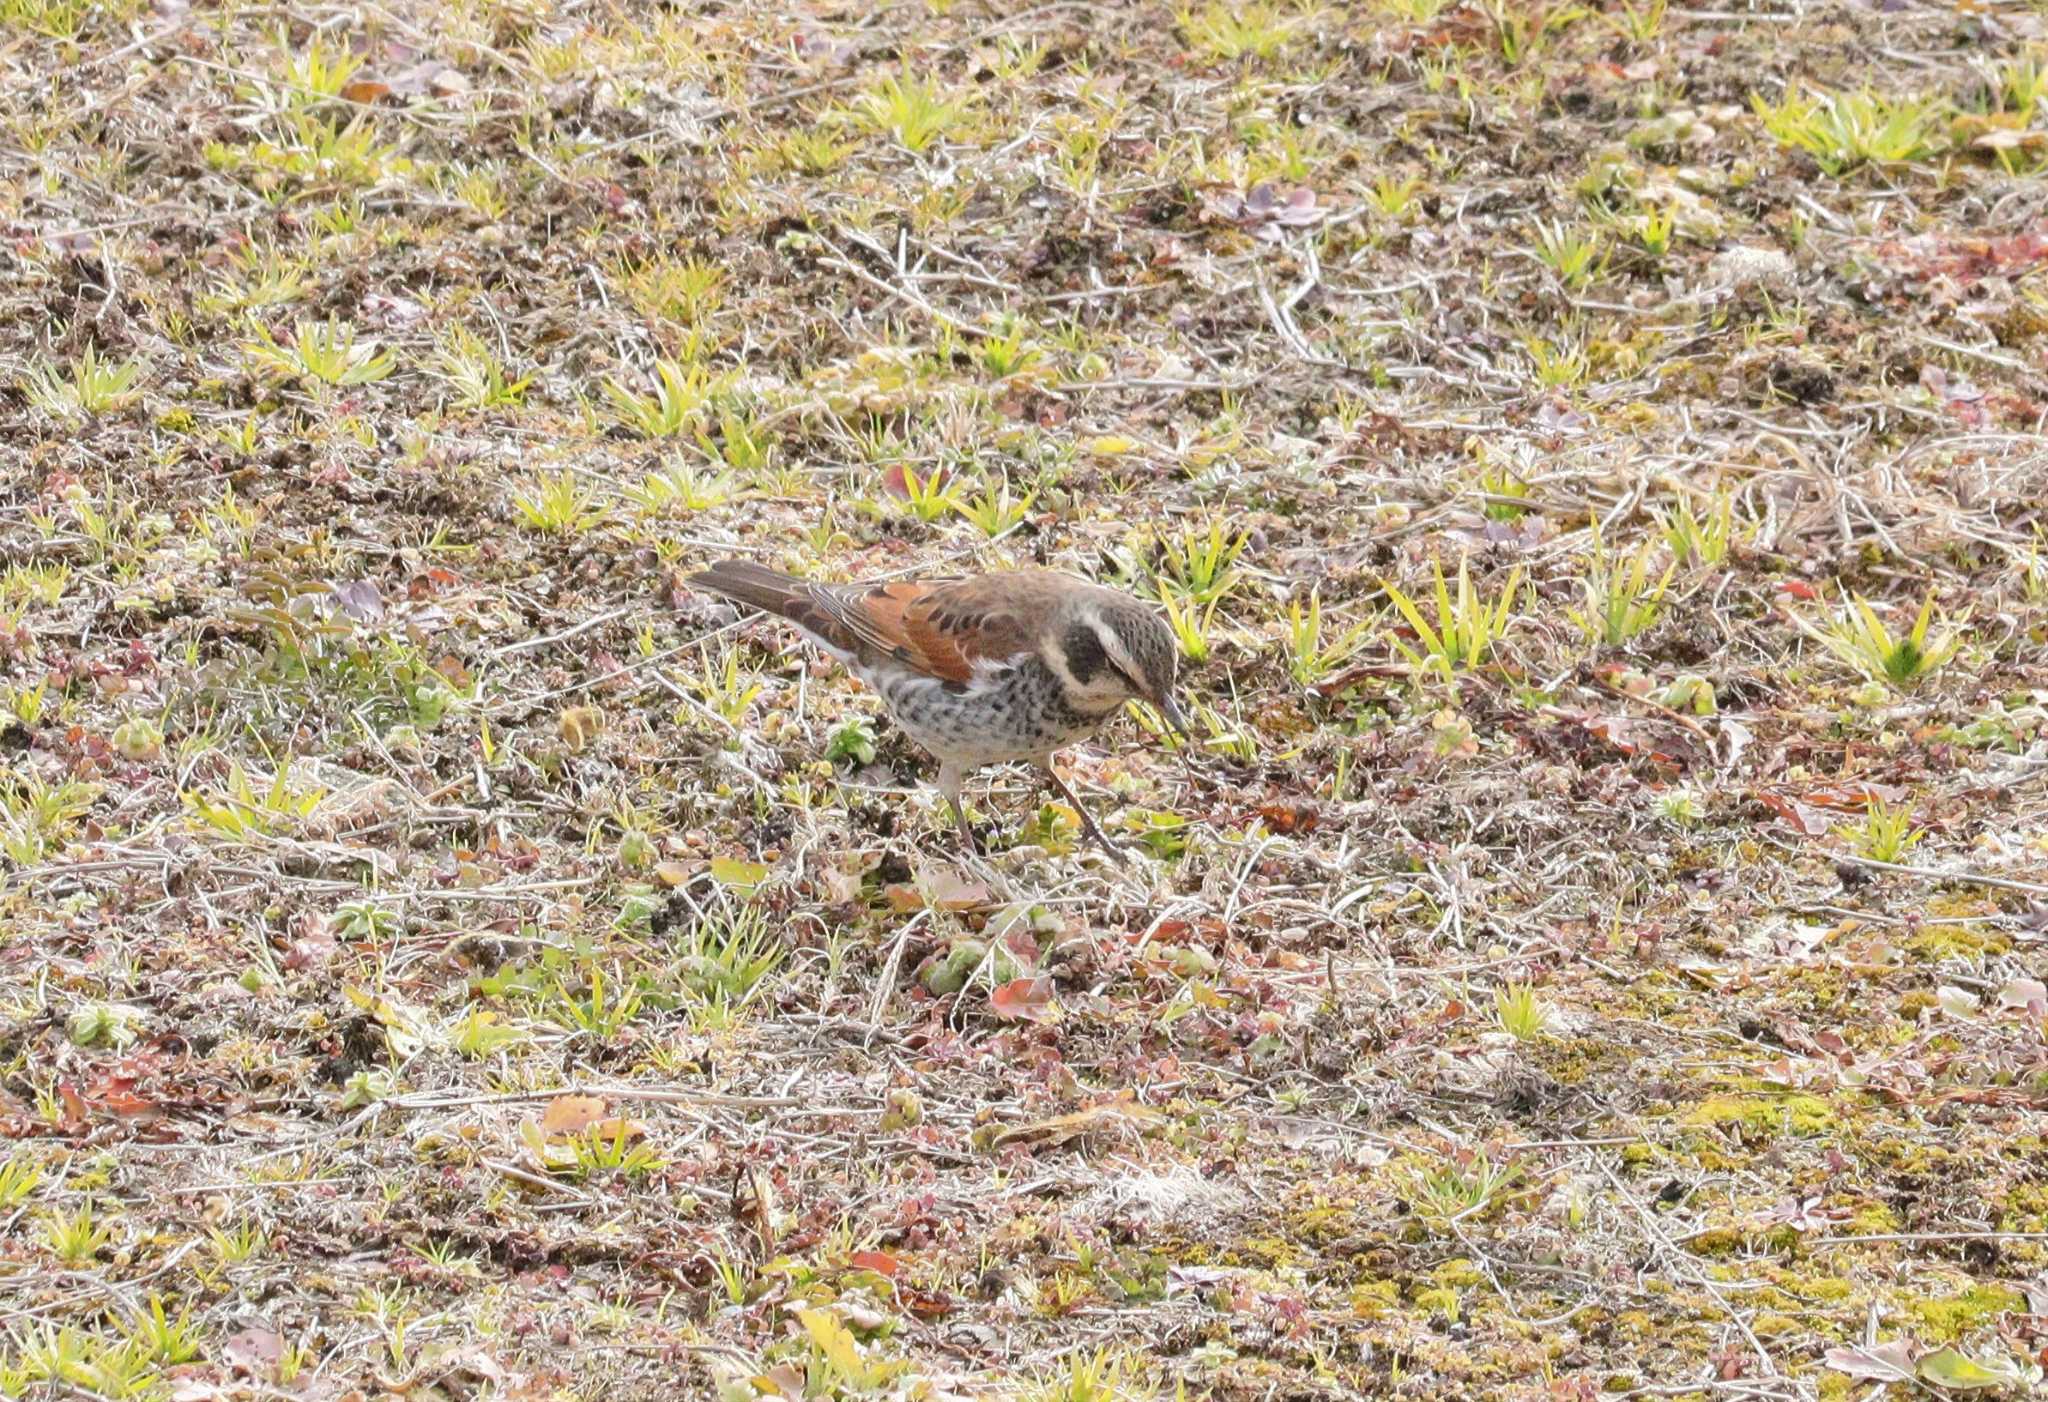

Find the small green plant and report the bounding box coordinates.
[335,900,399,941]
[777,127,860,175]
[953,477,1036,538]
[207,1216,267,1264]
[1476,464,1533,520]
[447,1008,528,1059]
[1530,219,1605,290]
[181,762,326,841]
[1282,591,1376,687]
[512,471,607,535]
[1155,584,1221,665]
[1022,1345,1154,1402]
[1154,520,1249,606]
[688,642,762,724]
[1607,0,1666,43]
[1380,554,1521,685]
[1807,588,1959,689]
[978,318,1043,381]
[40,1199,116,1265]
[0,1154,46,1207]
[242,317,395,387]
[852,74,974,154]
[1,775,98,865]
[20,346,146,417]
[1656,787,1705,824]
[700,409,775,474]
[893,463,964,523]
[602,358,729,437]
[1657,492,1735,567]
[1366,172,1424,219]
[1751,84,1947,176]
[1492,982,1550,1040]
[433,325,532,410]
[0,560,71,607]
[1632,202,1676,258]
[280,32,363,100]
[676,900,784,1013]
[618,253,728,325]
[1843,797,1924,864]
[1404,1150,1521,1224]
[547,964,643,1040]
[1181,0,1301,61]
[1522,335,1589,388]
[630,458,739,515]
[1569,521,1674,647]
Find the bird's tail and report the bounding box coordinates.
[688,559,811,620]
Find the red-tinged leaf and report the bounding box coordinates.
[847,1249,901,1277]
[900,1285,955,1319]
[339,78,391,104]
[58,1081,88,1127]
[881,463,949,499]
[539,1094,609,1137]
[1439,999,1466,1022]
[222,1320,284,1375]
[1752,788,1829,836]
[1776,579,1820,601]
[989,977,1057,1023]
[1257,802,1320,833]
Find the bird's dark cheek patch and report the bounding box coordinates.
[1061,624,1106,684]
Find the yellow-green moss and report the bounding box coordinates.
[1907,923,2010,959]
[1433,1257,1487,1289]
[1905,1283,2022,1341]
[1682,1089,1835,1137]
[1412,1285,1462,1320]
[1351,1280,1399,1319]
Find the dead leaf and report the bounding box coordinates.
[1823,1340,1915,1383]
[222,1319,284,1375]
[339,78,391,104]
[989,976,1057,1023]
[883,865,989,912]
[987,1098,1165,1150]
[538,1094,609,1137]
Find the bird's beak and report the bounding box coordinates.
[1155,691,1192,741]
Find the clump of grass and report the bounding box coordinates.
[1529,219,1606,290]
[602,357,729,437]
[1180,1,1302,62]
[1842,797,1924,864]
[1493,982,1551,1040]
[1804,588,1959,690]
[1569,519,1674,647]
[1751,84,1948,175]
[1380,554,1521,685]
[512,471,607,536]
[1282,591,1376,687]
[1657,492,1735,568]
[433,325,531,410]
[242,317,395,387]
[19,346,146,417]
[1153,521,1249,606]
[851,74,974,154]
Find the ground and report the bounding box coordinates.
[2,0,2048,1398]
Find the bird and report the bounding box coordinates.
[687,559,1190,863]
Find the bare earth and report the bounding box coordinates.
[3,0,2048,1398]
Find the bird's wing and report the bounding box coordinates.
[819,575,1037,684]
[691,561,1037,683]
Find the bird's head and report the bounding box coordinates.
[1046,586,1191,738]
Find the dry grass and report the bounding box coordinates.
[3,0,2048,1398]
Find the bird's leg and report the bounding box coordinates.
[1038,761,1129,866]
[937,760,979,856]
